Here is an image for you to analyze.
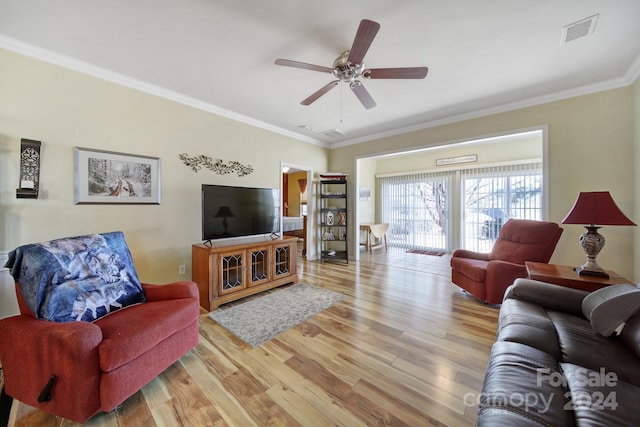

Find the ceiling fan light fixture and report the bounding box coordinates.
[274,18,428,109]
[332,50,364,82]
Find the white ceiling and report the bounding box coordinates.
[1,0,640,148]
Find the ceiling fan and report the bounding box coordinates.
[275,19,428,110]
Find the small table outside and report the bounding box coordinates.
[525,261,632,292]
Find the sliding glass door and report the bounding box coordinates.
[378,172,450,251]
[460,162,543,252]
[377,161,542,253]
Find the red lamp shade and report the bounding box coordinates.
[562,191,636,226]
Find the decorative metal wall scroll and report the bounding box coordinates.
[16,138,42,199]
[178,153,253,177]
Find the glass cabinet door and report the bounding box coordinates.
[273,244,291,278]
[219,250,246,294]
[249,246,271,286]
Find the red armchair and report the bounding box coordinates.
[450,219,563,304]
[0,233,200,423]
[0,281,199,423]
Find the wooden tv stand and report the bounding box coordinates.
[192,235,298,311]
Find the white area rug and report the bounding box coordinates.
[208,283,344,348]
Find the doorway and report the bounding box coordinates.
[281,163,314,259]
[354,127,547,260]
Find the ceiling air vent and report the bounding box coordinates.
[321,128,345,138]
[562,14,598,43]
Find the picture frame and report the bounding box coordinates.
[74,147,161,204]
[359,187,371,201]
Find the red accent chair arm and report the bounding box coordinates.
[0,315,103,421]
[142,281,199,302]
[0,315,103,362]
[451,249,490,261]
[484,261,528,304]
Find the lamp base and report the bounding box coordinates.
[574,266,610,279]
[574,225,609,278]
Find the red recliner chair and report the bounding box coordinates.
[0,232,200,423]
[450,219,563,304]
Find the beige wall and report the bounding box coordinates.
[356,158,376,223]
[0,49,328,283]
[375,134,542,175]
[331,88,636,281]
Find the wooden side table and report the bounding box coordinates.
[525,261,632,292]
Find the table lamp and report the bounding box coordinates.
[562,191,636,278]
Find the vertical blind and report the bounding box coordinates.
[377,171,450,251]
[377,161,542,252]
[460,161,543,251]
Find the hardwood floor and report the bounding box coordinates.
[2,248,499,426]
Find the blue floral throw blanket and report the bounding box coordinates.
[4,231,146,322]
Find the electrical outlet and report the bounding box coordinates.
[178,265,186,275]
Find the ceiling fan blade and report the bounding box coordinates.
[275,59,333,73]
[350,81,376,109]
[365,67,429,79]
[347,19,380,65]
[301,80,339,105]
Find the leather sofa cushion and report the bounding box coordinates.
[477,341,574,427]
[549,311,640,387]
[449,257,487,282]
[497,298,562,360]
[621,313,640,358]
[504,279,587,318]
[96,298,199,372]
[476,407,554,427]
[582,284,640,336]
[562,363,640,426]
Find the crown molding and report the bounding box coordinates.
[0,34,328,148]
[330,70,637,149]
[624,53,640,85]
[3,34,637,152]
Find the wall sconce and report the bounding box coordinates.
[16,138,42,199]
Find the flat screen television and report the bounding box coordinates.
[202,184,280,242]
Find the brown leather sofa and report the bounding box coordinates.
[451,219,563,304]
[475,278,640,426]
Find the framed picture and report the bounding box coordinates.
[359,187,371,200]
[74,147,161,204]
